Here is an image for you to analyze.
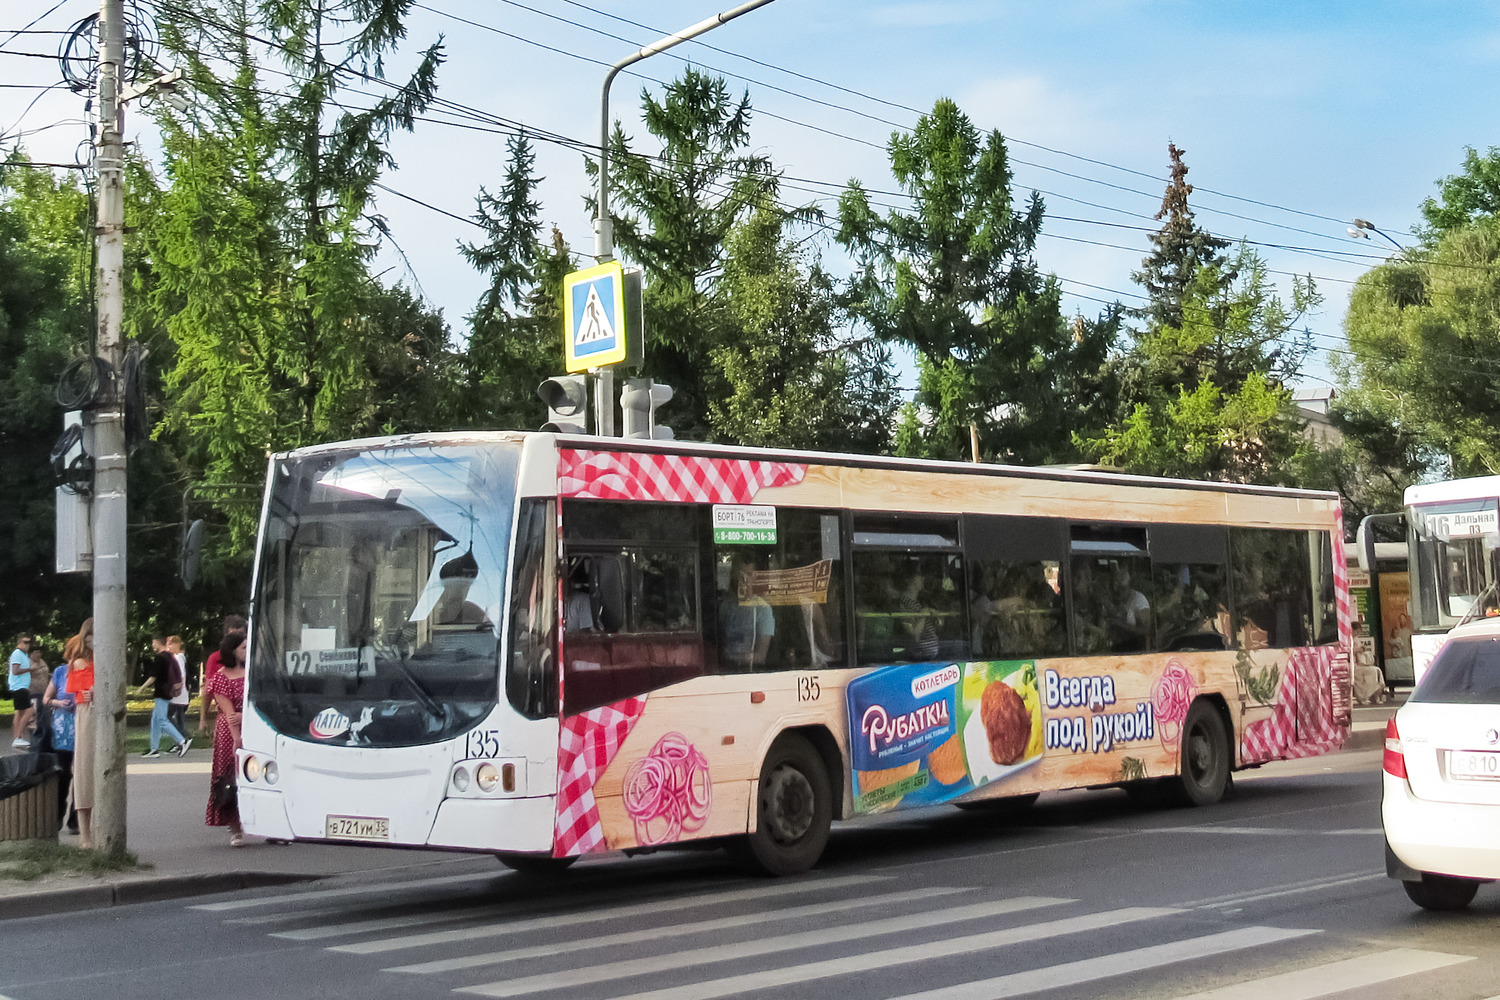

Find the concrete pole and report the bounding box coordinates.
[91,0,130,855]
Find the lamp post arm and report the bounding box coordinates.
[594,0,777,261]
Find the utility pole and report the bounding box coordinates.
[590,0,776,436]
[91,0,130,854]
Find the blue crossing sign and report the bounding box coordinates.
[564,261,632,372]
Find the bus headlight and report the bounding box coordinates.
[243,756,264,783]
[476,762,500,793]
[263,760,279,786]
[451,765,470,792]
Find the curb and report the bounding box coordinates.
[2,871,319,917]
[1343,726,1385,753]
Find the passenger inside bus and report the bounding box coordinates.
[433,550,490,628]
[720,559,775,670]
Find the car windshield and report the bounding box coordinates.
[1410,635,1500,705]
[249,441,520,747]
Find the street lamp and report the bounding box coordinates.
[588,0,776,436]
[593,0,778,263]
[1347,218,1405,251]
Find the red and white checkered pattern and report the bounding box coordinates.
[558,449,807,503]
[553,697,645,857]
[1241,647,1347,763]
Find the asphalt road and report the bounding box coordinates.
[4,750,1499,1000]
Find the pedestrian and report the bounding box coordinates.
[200,614,246,732]
[134,634,190,758]
[9,632,34,748]
[26,646,52,753]
[206,630,247,847]
[166,635,190,739]
[64,619,96,848]
[41,655,79,834]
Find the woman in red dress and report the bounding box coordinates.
[205,630,246,846]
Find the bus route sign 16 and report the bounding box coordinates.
[713,504,777,545]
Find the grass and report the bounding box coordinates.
[0,839,150,881]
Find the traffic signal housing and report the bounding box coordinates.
[538,375,589,434]
[620,377,674,440]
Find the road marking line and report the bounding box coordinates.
[328,873,897,952]
[1177,870,1371,909]
[884,926,1321,1000]
[1196,874,1384,910]
[1322,828,1383,835]
[385,886,974,974]
[188,871,500,911]
[457,904,1161,999]
[1165,947,1474,999]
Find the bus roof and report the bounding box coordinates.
[272,430,1339,503]
[1405,476,1500,507]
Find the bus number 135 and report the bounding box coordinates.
[797,675,821,702]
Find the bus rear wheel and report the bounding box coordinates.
[497,853,578,875]
[733,733,832,877]
[1169,700,1231,807]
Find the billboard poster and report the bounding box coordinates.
[846,660,1044,812]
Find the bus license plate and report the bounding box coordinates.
[326,815,390,841]
[1449,751,1500,780]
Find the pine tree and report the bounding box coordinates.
[1131,143,1231,331]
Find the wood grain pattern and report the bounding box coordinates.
[756,464,1338,529]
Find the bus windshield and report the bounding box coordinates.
[1409,499,1500,632]
[250,441,520,748]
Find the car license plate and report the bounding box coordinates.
[325,815,390,841]
[1449,750,1500,780]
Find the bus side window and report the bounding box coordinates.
[712,510,846,672]
[1230,527,1313,649]
[505,499,557,721]
[963,514,1067,660]
[1148,524,1230,653]
[1068,524,1152,654]
[851,514,966,665]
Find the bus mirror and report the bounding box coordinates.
[1357,512,1404,573]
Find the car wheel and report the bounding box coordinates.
[497,853,578,875]
[1168,700,1230,807]
[1403,873,1479,911]
[955,792,1040,814]
[732,733,832,877]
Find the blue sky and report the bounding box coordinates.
[4,0,1498,391]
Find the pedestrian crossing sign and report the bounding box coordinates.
[563,261,636,372]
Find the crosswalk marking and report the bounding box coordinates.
[885,926,1321,1000]
[384,886,973,974]
[458,904,1168,999]
[1167,947,1473,999]
[188,871,499,912]
[328,873,896,953]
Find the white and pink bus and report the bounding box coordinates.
[238,433,1353,874]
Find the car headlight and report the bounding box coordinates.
[263,760,279,786]
[476,762,500,793]
[451,765,471,792]
[243,756,264,783]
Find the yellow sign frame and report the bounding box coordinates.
[563,261,629,372]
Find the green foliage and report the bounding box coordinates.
[1340,219,1500,477]
[837,98,1117,463]
[458,135,572,430]
[1132,143,1231,331]
[0,156,95,640]
[1420,146,1500,241]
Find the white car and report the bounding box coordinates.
[1383,616,1500,910]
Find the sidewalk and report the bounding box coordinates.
[0,744,495,916]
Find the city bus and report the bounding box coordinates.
[237,432,1352,875]
[1405,477,1500,683]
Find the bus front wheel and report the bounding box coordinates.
[497,853,578,875]
[1170,700,1231,806]
[733,733,832,877]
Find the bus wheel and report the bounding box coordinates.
[497,853,578,875]
[1171,700,1230,806]
[734,733,832,877]
[1403,874,1480,911]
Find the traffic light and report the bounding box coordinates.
[620,377,674,440]
[537,375,589,434]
